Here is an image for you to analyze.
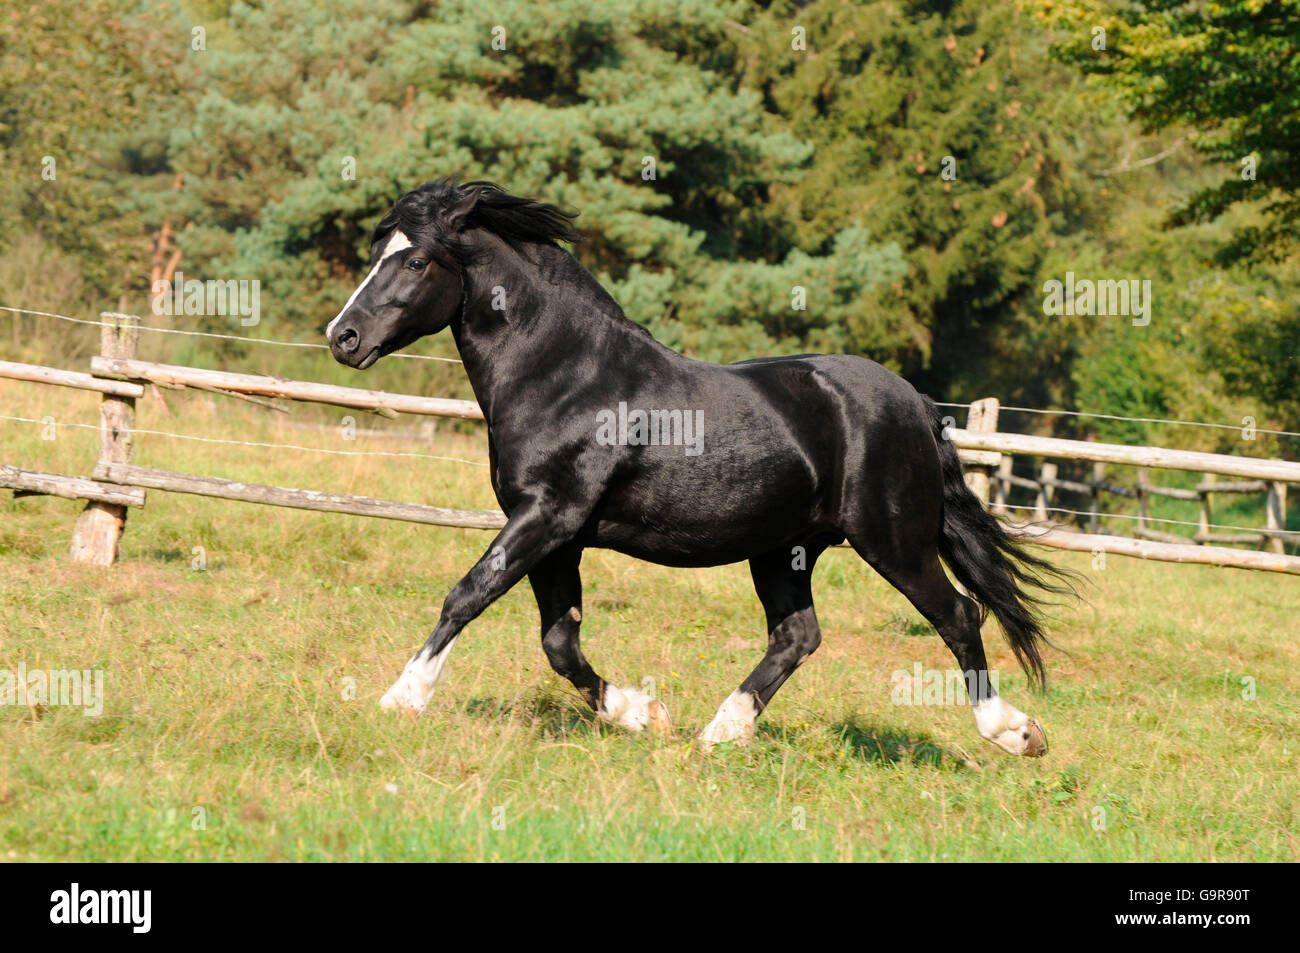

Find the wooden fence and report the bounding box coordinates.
[949,397,1298,573]
[3,315,1299,574]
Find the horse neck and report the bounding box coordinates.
[449,236,670,424]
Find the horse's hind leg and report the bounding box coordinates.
[699,541,829,745]
[529,544,669,732]
[852,537,1047,757]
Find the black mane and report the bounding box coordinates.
[372,179,581,266]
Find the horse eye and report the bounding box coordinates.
[407,258,427,271]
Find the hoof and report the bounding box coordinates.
[697,725,755,749]
[974,696,1048,757]
[698,691,759,747]
[379,688,423,719]
[379,642,456,718]
[1024,718,1048,758]
[379,667,434,718]
[647,699,672,732]
[600,685,666,732]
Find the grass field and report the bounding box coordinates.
[2,376,1298,861]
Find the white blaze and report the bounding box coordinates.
[326,230,414,339]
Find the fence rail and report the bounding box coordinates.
[999,525,1300,575]
[0,465,146,508]
[2,311,1298,573]
[0,360,144,399]
[948,399,1293,565]
[93,463,505,530]
[949,427,1300,483]
[90,356,484,420]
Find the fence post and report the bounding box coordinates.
[955,397,999,605]
[70,313,138,566]
[1137,467,1150,536]
[1266,482,1287,555]
[1036,461,1057,522]
[994,456,1011,516]
[1198,473,1214,545]
[963,397,999,505]
[1089,461,1105,534]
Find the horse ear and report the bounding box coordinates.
[442,187,482,231]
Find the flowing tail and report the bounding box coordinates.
[925,398,1079,689]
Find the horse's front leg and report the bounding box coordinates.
[529,544,670,732]
[380,500,577,716]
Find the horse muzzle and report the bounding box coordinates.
[328,323,380,369]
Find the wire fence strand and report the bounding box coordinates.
[5,302,1298,438]
[0,414,488,467]
[0,305,464,364]
[996,502,1299,539]
[935,400,1300,440]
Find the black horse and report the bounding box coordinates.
[326,180,1072,756]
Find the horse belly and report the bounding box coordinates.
[586,466,823,567]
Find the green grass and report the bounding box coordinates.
[1,378,1298,861]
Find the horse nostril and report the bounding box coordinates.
[336,327,359,353]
